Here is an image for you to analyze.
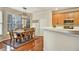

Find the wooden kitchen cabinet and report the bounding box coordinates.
[52,14,58,25]
[58,13,66,25]
[74,12,79,25]
[52,13,66,25]
[52,12,76,26]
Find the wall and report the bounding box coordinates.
[32,9,53,35]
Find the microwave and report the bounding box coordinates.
[64,20,74,24]
[64,20,74,29]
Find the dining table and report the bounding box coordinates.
[13,29,25,33]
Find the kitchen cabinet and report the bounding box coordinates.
[52,12,75,26]
[74,12,79,25]
[52,14,58,25]
[57,13,66,25]
[68,13,74,18]
[52,13,66,25]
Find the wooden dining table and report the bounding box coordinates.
[13,29,25,33]
[13,29,31,42]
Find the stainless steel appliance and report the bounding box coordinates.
[64,19,74,29]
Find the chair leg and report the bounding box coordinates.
[10,39,12,44]
[13,38,16,46]
[19,39,22,43]
[16,39,17,42]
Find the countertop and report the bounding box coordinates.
[42,27,79,38]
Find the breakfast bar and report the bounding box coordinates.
[43,27,79,51]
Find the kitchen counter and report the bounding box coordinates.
[42,27,79,51]
[42,27,79,38]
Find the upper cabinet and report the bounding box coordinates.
[52,14,58,25]
[52,10,79,26]
[57,13,66,25]
[52,13,66,25]
[74,12,79,25]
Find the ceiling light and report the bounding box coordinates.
[55,8,58,10]
[23,7,27,10]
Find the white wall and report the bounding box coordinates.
[32,9,53,35]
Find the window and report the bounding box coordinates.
[8,14,22,31]
[8,14,30,31]
[8,14,14,31]
[0,11,2,35]
[16,16,22,29]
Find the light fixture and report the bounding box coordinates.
[21,7,27,28]
[23,7,27,14]
[55,8,58,11]
[23,7,27,10]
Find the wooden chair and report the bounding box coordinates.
[9,31,16,45]
[15,33,22,43]
[25,28,35,39]
[22,28,35,40]
[30,28,35,39]
[15,28,35,42]
[21,32,27,41]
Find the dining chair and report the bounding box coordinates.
[9,31,16,45]
[30,28,35,39]
[15,32,22,43]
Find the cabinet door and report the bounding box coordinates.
[57,13,66,25]
[52,14,58,25]
[52,13,65,25]
[74,12,79,25]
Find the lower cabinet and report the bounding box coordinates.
[15,36,43,51]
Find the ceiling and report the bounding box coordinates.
[11,7,70,13]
